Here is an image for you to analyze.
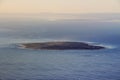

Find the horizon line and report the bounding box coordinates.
[0,12,120,15]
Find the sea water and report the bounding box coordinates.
[0,14,120,80]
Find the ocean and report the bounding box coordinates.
[0,14,120,80]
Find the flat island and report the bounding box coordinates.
[20,41,105,50]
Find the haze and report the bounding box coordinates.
[0,0,120,14]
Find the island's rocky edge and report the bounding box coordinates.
[20,42,105,50]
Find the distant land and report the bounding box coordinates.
[20,41,105,50]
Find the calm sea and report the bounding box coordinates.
[0,14,120,80]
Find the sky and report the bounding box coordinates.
[0,0,120,14]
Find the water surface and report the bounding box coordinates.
[0,14,120,80]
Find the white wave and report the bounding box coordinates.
[95,44,116,49]
[16,44,27,49]
[78,41,117,49]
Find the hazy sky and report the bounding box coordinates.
[0,0,120,14]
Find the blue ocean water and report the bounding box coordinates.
[0,14,120,80]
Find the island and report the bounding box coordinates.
[20,41,105,50]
